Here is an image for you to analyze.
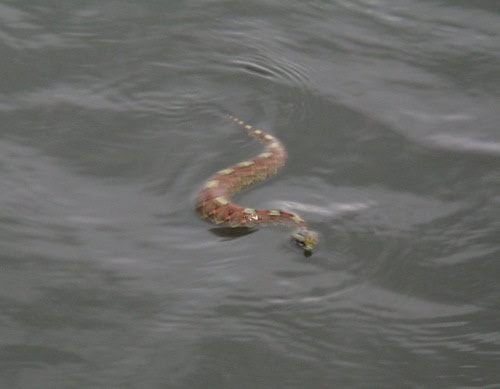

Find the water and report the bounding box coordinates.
[1,0,499,387]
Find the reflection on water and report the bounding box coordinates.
[428,134,500,155]
[1,0,499,387]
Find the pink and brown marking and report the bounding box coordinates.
[196,115,318,253]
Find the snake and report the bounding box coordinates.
[196,115,319,254]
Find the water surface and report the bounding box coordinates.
[1,0,499,387]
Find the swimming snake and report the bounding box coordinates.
[195,115,319,254]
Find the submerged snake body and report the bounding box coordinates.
[196,115,318,253]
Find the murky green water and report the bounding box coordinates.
[1,1,499,387]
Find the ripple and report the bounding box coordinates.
[229,54,310,89]
[164,279,488,371]
[0,344,85,366]
[427,134,500,156]
[0,4,76,49]
[268,199,375,218]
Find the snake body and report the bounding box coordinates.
[196,115,318,254]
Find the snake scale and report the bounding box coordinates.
[196,115,319,254]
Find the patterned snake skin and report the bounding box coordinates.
[196,115,319,254]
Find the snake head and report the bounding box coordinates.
[291,228,319,255]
